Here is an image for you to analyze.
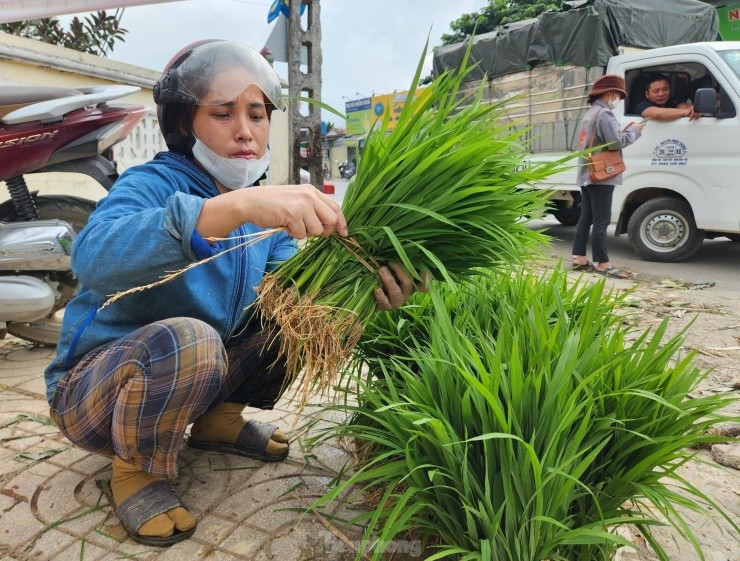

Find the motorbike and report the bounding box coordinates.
[0,81,148,345]
[338,160,356,179]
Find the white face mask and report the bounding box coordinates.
[606,95,619,110]
[192,139,271,190]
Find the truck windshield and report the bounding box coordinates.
[721,50,740,80]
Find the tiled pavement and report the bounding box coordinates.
[0,335,412,561]
[2,334,738,561]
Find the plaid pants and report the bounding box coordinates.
[49,315,289,478]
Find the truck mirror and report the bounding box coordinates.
[693,88,718,115]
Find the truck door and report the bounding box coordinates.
[614,58,740,261]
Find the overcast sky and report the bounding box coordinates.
[68,0,489,125]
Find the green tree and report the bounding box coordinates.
[440,0,565,45]
[0,10,128,56]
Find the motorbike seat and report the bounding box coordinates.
[0,82,80,120]
[1,84,140,125]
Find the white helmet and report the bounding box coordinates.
[153,39,286,154]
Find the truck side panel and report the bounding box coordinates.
[459,64,604,152]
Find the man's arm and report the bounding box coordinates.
[640,105,692,121]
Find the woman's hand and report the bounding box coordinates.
[374,261,420,311]
[197,184,348,240]
[246,184,348,239]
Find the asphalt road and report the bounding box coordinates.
[529,216,740,292]
[328,179,739,293]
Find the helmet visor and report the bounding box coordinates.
[171,41,286,110]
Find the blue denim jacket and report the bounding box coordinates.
[44,151,297,402]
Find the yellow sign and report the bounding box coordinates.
[370,87,431,132]
[345,87,430,136]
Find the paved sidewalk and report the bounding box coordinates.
[0,335,406,561]
[3,329,736,561]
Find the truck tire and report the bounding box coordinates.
[5,196,97,346]
[627,198,704,262]
[552,195,581,226]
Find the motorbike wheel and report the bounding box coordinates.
[6,196,96,346]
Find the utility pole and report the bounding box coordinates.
[288,0,323,187]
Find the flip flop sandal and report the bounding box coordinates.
[571,260,595,271]
[98,479,196,547]
[188,418,289,462]
[595,267,629,279]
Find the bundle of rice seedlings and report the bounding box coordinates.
[257,45,567,404]
[308,268,738,561]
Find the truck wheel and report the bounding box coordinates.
[552,195,581,226]
[6,196,96,346]
[627,198,704,262]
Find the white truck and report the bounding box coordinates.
[433,1,740,262]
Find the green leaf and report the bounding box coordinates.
[20,448,68,461]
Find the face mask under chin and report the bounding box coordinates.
[192,139,271,189]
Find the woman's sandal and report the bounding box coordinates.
[188,418,289,462]
[595,267,630,279]
[98,479,196,547]
[571,260,595,271]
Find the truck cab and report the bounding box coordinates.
[607,42,740,261]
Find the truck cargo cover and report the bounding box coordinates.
[433,0,720,81]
